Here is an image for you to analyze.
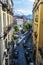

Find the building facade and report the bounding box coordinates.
[16,18,23,30]
[33,0,43,65]
[0,0,14,65]
[14,16,24,30]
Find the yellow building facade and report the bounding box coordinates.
[33,0,43,65]
[0,0,14,65]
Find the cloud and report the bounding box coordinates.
[13,0,33,15]
[29,0,34,2]
[22,0,34,2]
[15,9,32,15]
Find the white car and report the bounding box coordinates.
[29,62,34,65]
[23,40,26,43]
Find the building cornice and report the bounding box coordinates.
[33,1,43,12]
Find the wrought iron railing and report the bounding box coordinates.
[0,23,14,39]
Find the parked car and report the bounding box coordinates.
[25,48,31,57]
[23,40,26,43]
[14,50,19,59]
[29,62,34,65]
[21,30,24,34]
[26,56,31,63]
[23,40,27,48]
[16,42,20,46]
[23,43,27,48]
[25,47,33,63]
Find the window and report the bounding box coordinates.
[7,15,9,26]
[35,9,39,22]
[5,39,7,49]
[8,35,10,40]
[3,13,6,31]
[34,24,38,33]
[35,15,38,22]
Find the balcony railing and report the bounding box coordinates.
[10,8,13,15]
[0,0,8,7]
[3,26,11,39]
[7,5,13,14]
[0,23,14,39]
[4,23,14,38]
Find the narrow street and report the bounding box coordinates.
[17,41,27,65]
[14,30,34,65]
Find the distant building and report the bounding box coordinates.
[16,18,23,30]
[23,16,27,24]
[14,16,27,30]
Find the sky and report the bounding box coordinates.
[13,0,34,15]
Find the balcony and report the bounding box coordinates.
[3,0,7,5]
[0,23,14,39]
[4,32,7,39]
[3,23,14,39]
[10,8,13,14]
[33,0,39,10]
[34,32,38,39]
[7,0,13,11]
[7,4,10,10]
[3,26,11,39]
[7,6,13,15]
[1,0,8,7]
